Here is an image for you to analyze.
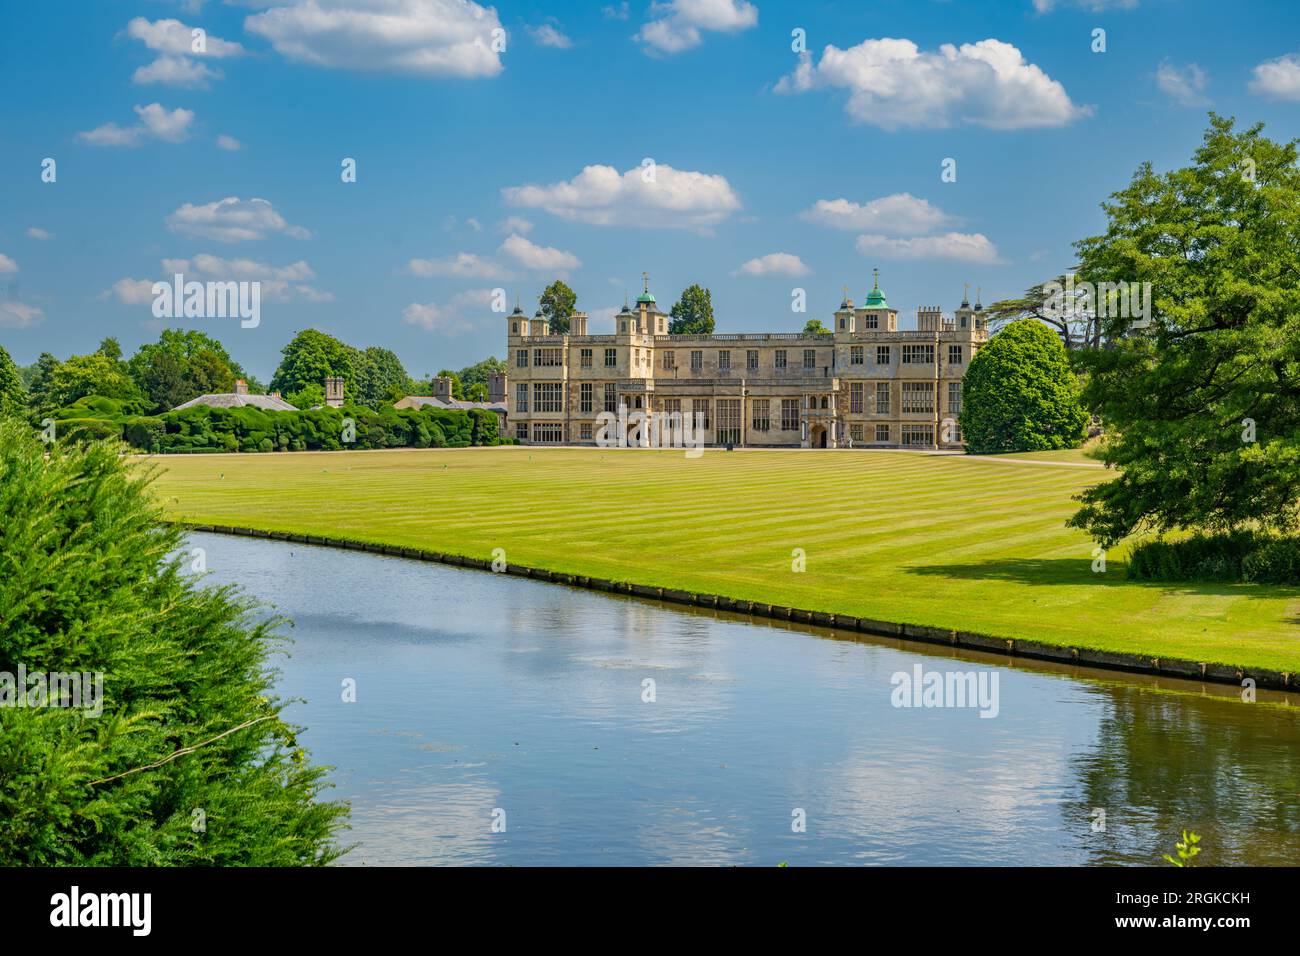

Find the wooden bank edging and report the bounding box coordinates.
[175,521,1298,693]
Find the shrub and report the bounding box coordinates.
[0,417,348,864]
[1128,531,1300,584]
[959,319,1089,454]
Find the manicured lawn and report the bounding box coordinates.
[144,447,1300,672]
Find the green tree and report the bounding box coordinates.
[270,329,354,400]
[96,337,123,362]
[0,417,349,864]
[669,284,714,334]
[188,349,236,397]
[24,353,60,411]
[458,356,505,392]
[539,280,577,334]
[1069,115,1300,547]
[959,319,1089,455]
[43,353,140,409]
[138,349,189,411]
[0,344,24,416]
[352,347,410,407]
[803,318,829,335]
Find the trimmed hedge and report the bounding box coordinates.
[1128,532,1300,585]
[148,403,505,453]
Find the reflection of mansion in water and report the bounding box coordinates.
[506,273,989,449]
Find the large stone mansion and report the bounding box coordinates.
[506,273,989,449]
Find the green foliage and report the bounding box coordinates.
[1069,116,1300,547]
[1128,531,1300,584]
[284,383,324,410]
[130,402,504,453]
[0,344,24,417]
[669,284,715,335]
[352,347,410,407]
[270,329,354,400]
[1164,830,1201,867]
[127,330,248,413]
[539,280,577,334]
[959,319,1089,455]
[985,276,1102,350]
[802,318,829,334]
[458,356,505,391]
[0,418,349,864]
[41,354,141,412]
[96,337,123,362]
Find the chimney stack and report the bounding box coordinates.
[487,371,507,404]
[569,312,588,336]
[324,376,345,407]
[433,376,454,402]
[235,379,248,395]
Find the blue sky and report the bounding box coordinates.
[2,0,1298,380]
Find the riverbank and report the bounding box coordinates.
[144,446,1300,677]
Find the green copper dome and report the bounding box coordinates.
[635,272,655,304]
[864,268,887,308]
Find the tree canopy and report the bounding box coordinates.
[669,284,714,335]
[539,280,576,335]
[1069,115,1300,547]
[959,319,1089,455]
[0,417,348,863]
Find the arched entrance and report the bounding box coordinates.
[810,424,827,448]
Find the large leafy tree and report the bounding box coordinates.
[23,353,60,410]
[959,319,1089,455]
[270,329,354,399]
[0,417,349,863]
[1069,115,1300,547]
[352,346,410,407]
[41,353,140,410]
[803,318,829,334]
[538,280,576,334]
[128,330,247,411]
[669,284,714,334]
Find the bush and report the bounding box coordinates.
[0,418,348,864]
[1128,531,1300,584]
[1243,538,1300,585]
[959,319,1089,454]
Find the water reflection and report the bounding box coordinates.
[189,532,1300,867]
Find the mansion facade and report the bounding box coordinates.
[506,274,988,449]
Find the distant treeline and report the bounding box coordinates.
[51,396,507,453]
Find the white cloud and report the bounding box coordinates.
[499,234,581,272]
[216,134,242,151]
[855,232,1002,264]
[0,254,17,275]
[159,253,331,301]
[403,288,495,334]
[245,0,505,79]
[0,302,44,328]
[637,0,758,55]
[603,3,630,20]
[1249,53,1300,101]
[498,216,533,234]
[124,17,245,57]
[77,103,195,146]
[1156,60,1208,106]
[134,55,223,89]
[733,252,809,277]
[777,37,1088,130]
[27,228,54,241]
[800,193,953,235]
[503,162,741,229]
[406,251,509,279]
[529,23,572,49]
[465,217,482,232]
[103,278,158,305]
[166,197,311,242]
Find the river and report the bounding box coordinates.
[189,531,1300,866]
